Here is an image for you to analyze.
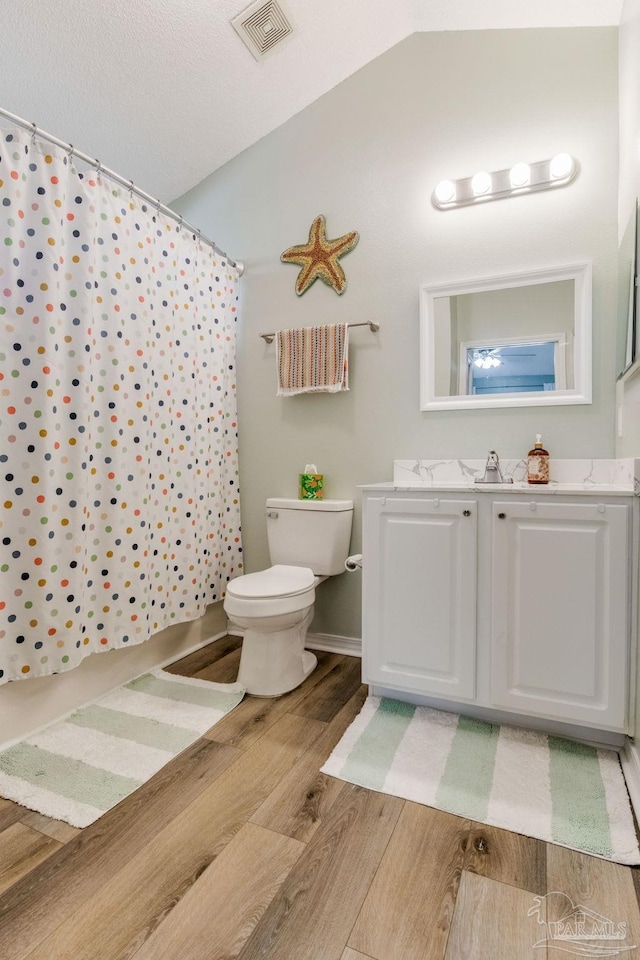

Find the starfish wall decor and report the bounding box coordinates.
[281,214,359,296]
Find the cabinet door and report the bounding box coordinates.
[491,500,629,729]
[362,497,477,699]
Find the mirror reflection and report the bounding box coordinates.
[420,263,591,411]
[464,338,564,396]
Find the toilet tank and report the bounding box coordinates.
[266,498,353,576]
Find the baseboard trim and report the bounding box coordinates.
[305,632,362,658]
[621,740,640,821]
[226,622,362,658]
[156,630,230,671]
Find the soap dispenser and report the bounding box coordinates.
[527,435,549,485]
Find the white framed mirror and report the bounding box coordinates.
[419,262,592,410]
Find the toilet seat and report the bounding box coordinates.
[226,564,315,600]
[224,565,316,620]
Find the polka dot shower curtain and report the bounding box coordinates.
[0,126,243,683]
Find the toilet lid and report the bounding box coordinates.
[226,564,315,600]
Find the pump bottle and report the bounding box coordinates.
[527,435,549,484]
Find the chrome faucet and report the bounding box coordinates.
[475,450,513,484]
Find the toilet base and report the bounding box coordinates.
[244,650,318,699]
[236,608,317,697]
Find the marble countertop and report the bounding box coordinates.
[360,459,640,497]
[361,481,637,496]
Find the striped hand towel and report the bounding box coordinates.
[276,323,349,396]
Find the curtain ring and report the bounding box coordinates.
[95,160,102,181]
[30,121,37,141]
[156,197,161,216]
[178,215,183,231]
[67,143,74,160]
[128,179,134,198]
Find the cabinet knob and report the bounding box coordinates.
[463,509,471,517]
[498,512,507,519]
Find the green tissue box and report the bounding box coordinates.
[299,474,324,499]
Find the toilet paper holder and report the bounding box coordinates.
[345,554,363,572]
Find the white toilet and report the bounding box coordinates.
[224,498,353,697]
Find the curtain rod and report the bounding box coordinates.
[0,106,244,277]
[260,320,380,343]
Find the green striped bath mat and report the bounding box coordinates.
[0,670,244,828]
[321,697,640,865]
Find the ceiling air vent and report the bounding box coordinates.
[231,0,294,61]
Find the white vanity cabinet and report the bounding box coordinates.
[362,485,636,735]
[362,497,477,701]
[490,499,630,729]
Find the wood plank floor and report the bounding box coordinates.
[1,637,640,959]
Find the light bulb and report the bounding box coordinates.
[471,171,492,196]
[550,153,574,180]
[474,352,501,368]
[509,162,530,188]
[434,179,456,204]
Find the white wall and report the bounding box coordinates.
[619,1,640,234]
[617,1,640,743]
[616,0,640,384]
[176,28,620,641]
[617,2,640,462]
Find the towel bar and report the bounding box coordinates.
[260,320,380,343]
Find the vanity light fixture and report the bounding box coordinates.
[509,162,531,188]
[471,171,492,196]
[434,179,456,204]
[549,152,574,179]
[432,154,578,210]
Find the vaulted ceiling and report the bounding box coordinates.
[0,0,624,202]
